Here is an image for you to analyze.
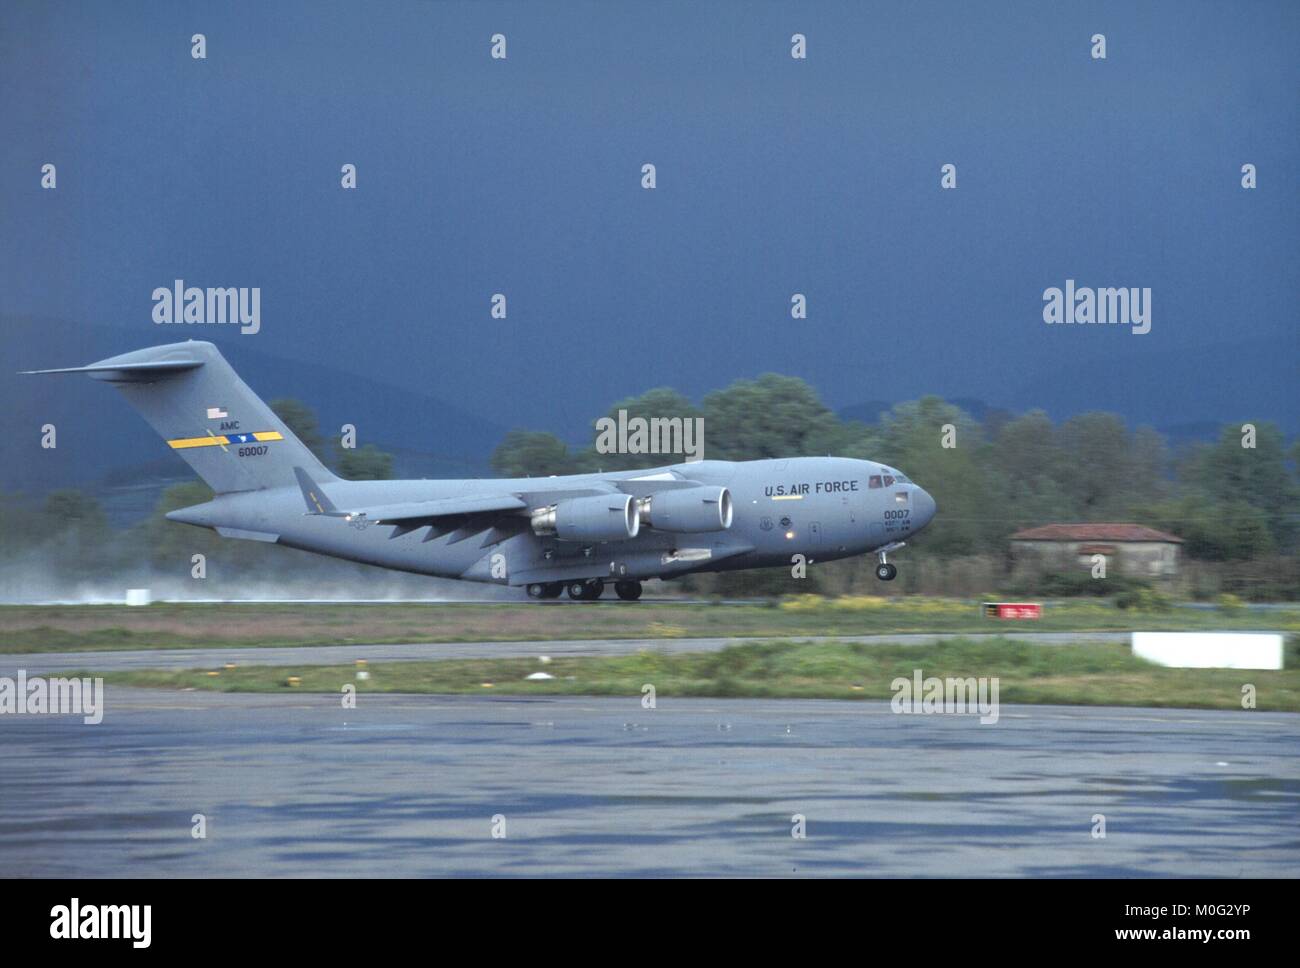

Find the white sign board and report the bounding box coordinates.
[1132,632,1283,670]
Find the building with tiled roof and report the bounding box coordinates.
[1010,524,1183,544]
[1009,523,1183,580]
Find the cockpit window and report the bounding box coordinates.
[868,475,882,489]
[882,475,895,487]
[893,473,910,483]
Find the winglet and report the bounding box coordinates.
[294,466,337,515]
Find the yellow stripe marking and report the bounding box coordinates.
[167,430,284,450]
[168,435,228,450]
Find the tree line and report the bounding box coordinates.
[2,377,1295,598]
[490,373,1298,562]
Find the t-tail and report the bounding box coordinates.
[23,340,337,494]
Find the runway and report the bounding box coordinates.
[1,688,1295,877]
[1,631,1130,676]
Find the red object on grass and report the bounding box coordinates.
[983,602,1042,619]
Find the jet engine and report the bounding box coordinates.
[636,486,733,533]
[530,494,640,541]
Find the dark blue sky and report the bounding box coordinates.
[3,0,1297,445]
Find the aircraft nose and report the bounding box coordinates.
[913,487,937,530]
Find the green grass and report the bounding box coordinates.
[2,599,1296,654]
[82,637,1300,712]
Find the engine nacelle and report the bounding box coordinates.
[637,486,733,533]
[531,494,640,542]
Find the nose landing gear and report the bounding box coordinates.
[874,544,901,582]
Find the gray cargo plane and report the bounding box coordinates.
[27,341,936,600]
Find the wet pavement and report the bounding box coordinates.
[1,689,1296,876]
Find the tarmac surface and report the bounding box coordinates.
[2,631,1131,675]
[1,687,1296,877]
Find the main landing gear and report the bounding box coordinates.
[525,582,564,599]
[529,578,643,601]
[614,580,643,601]
[566,578,604,601]
[533,578,645,601]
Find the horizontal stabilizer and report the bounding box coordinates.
[22,359,204,382]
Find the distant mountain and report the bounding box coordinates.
[1156,421,1230,449]
[832,330,1295,444]
[1001,337,1297,436]
[838,397,999,426]
[836,400,893,425]
[835,394,1283,449]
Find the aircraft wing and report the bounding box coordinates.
[293,467,525,523]
[611,474,703,496]
[335,494,528,523]
[290,465,711,538]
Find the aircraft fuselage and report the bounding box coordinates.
[168,455,937,589]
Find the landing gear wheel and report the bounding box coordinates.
[541,582,564,599]
[526,583,547,599]
[614,580,643,601]
[567,579,605,600]
[875,563,897,581]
